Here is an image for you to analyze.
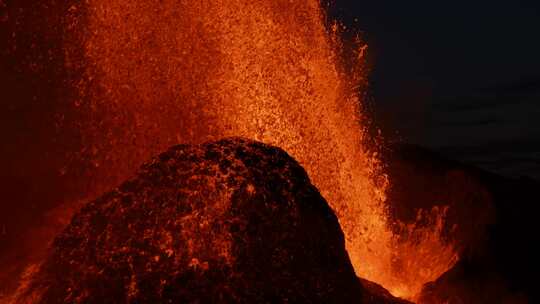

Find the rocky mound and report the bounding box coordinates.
[384,143,539,303]
[17,138,370,303]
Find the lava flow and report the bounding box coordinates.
[20,0,456,300]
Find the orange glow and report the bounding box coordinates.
[57,0,457,300]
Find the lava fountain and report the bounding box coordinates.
[50,0,457,300]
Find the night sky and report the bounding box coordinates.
[331,0,540,179]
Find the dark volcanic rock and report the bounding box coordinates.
[360,279,412,304]
[418,259,529,304]
[383,143,496,255]
[18,138,367,303]
[384,143,540,304]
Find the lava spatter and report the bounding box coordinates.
[50,0,455,299]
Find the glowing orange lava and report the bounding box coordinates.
[57,0,458,300]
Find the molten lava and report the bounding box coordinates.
[52,0,457,300]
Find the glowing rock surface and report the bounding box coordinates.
[18,138,367,303]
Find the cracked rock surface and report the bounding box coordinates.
[19,138,365,303]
